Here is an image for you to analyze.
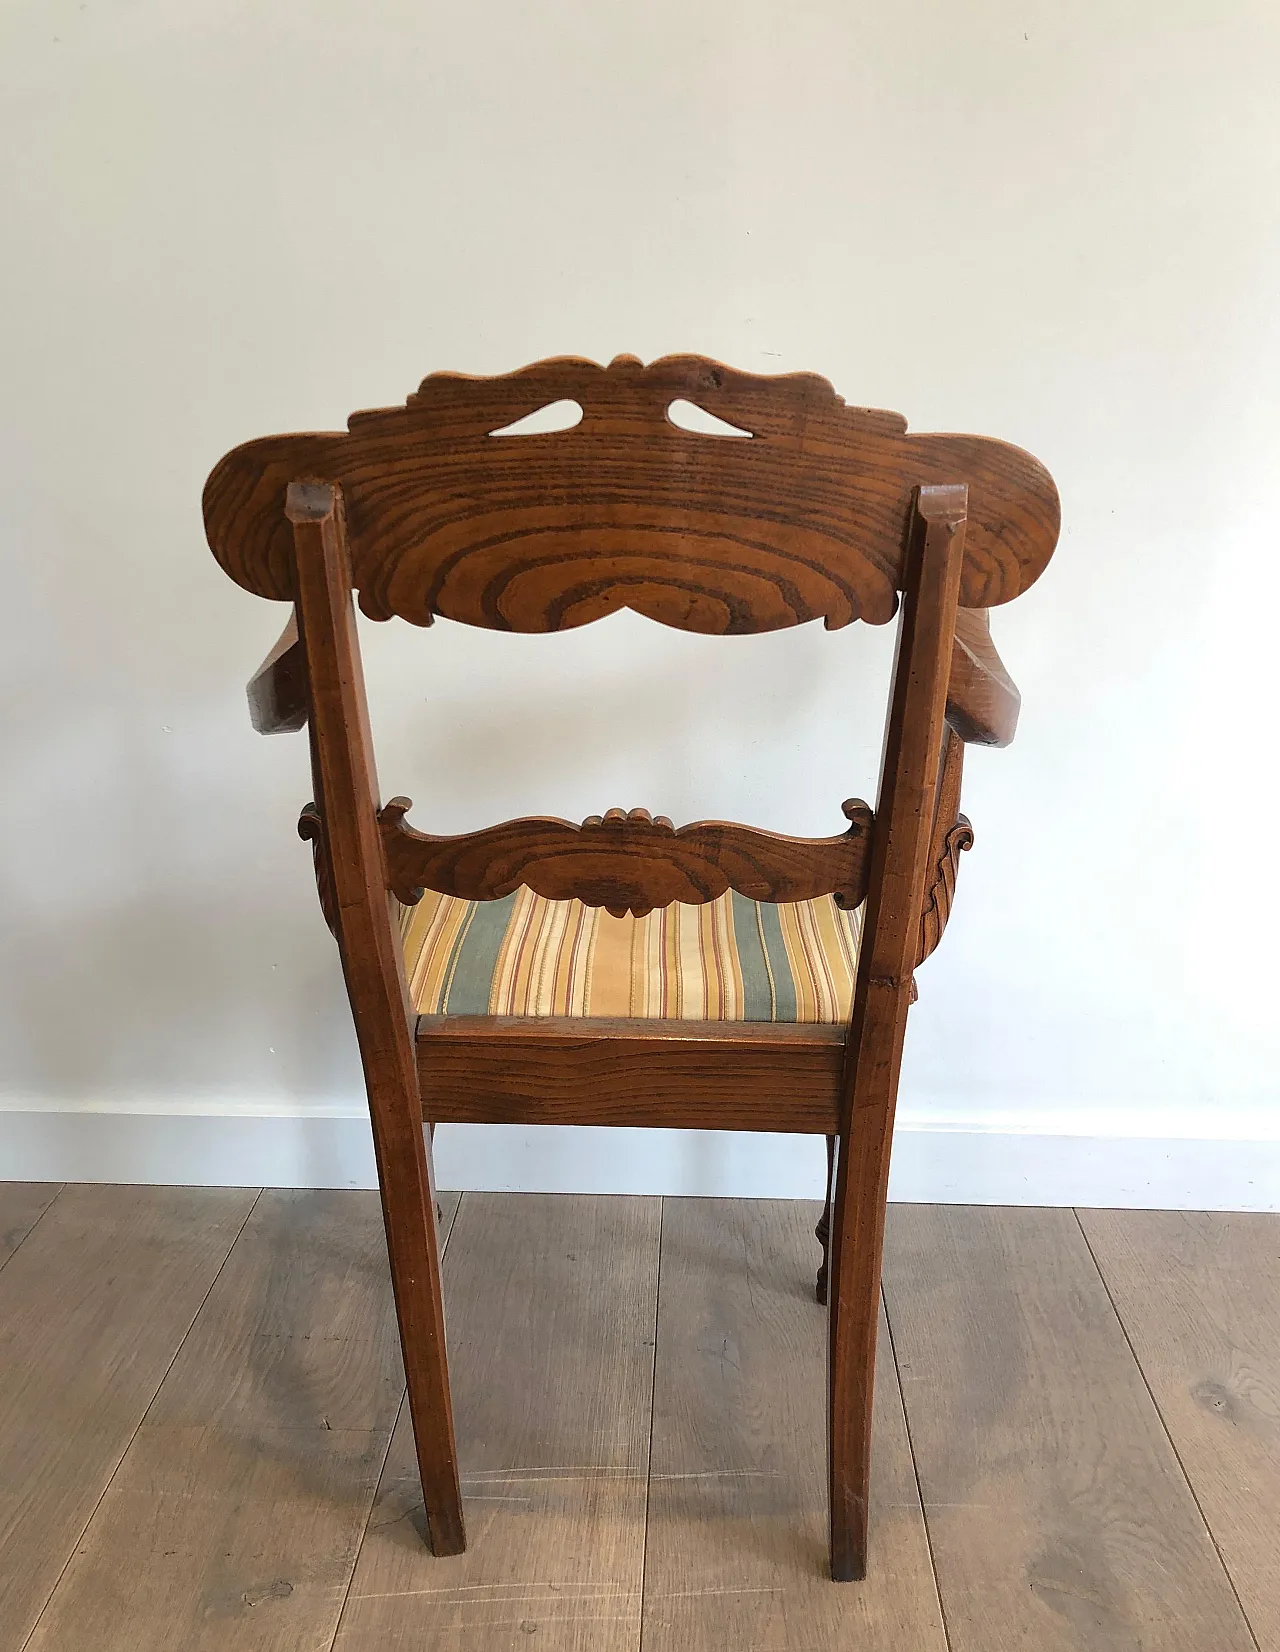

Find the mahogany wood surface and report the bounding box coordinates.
[382,797,872,917]
[206,355,1059,632]
[417,1016,845,1132]
[289,481,463,1556]
[945,607,1020,746]
[210,355,1059,1588]
[827,484,968,1580]
[246,613,308,734]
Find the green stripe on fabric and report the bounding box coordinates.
[442,894,519,1014]
[425,900,474,1014]
[756,900,797,1022]
[731,893,776,1022]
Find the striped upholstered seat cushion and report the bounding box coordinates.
[401,888,863,1023]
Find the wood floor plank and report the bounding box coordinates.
[0,1183,256,1652]
[334,1192,662,1652]
[24,1189,461,1652]
[642,1197,947,1651]
[0,1183,61,1270]
[883,1204,1256,1652]
[1081,1208,1280,1649]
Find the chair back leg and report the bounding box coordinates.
[827,486,968,1581]
[288,481,466,1556]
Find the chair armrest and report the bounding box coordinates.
[247,613,308,734]
[945,608,1020,747]
[243,606,1019,745]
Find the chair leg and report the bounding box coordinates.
[289,484,465,1556]
[376,1120,466,1556]
[826,1120,892,1583]
[815,1133,836,1305]
[824,482,966,1582]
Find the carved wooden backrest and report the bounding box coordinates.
[209,358,1058,923]
[204,354,1059,634]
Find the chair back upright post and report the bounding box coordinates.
[286,479,466,1557]
[827,482,969,1581]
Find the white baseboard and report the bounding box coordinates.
[2,1104,1279,1210]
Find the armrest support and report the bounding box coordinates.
[247,612,309,734]
[945,608,1021,747]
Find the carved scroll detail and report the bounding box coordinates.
[915,726,973,970]
[378,798,874,920]
[297,803,339,937]
[917,816,974,965]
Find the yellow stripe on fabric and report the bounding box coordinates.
[400,887,864,1023]
[673,901,705,1019]
[645,908,668,1018]
[774,902,812,1022]
[562,900,596,1015]
[401,890,473,1015]
[490,892,594,1016]
[834,899,863,985]
[775,896,856,1024]
[701,894,741,1021]
[491,887,542,1015]
[584,908,636,1017]
[809,896,857,1022]
[526,895,577,1015]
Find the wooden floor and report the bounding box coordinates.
[1,1186,1276,1651]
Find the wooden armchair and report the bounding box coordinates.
[203,354,1058,1582]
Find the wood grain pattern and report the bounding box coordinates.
[1081,1209,1280,1649]
[883,1205,1257,1652]
[11,1188,1277,1650]
[827,484,969,1579]
[27,1424,394,1652]
[204,355,1060,633]
[0,1181,60,1270]
[334,1193,661,1652]
[290,480,464,1555]
[643,1198,947,1651]
[417,1016,845,1132]
[26,1190,461,1652]
[945,607,1021,746]
[381,797,873,918]
[246,612,308,734]
[142,1189,408,1434]
[0,1184,255,1652]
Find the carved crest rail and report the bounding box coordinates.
[375,799,874,919]
[204,355,1060,634]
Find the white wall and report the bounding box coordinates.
[2,0,1278,1206]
